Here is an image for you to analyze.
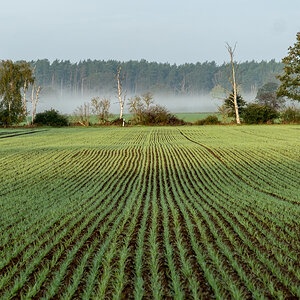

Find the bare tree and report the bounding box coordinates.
[226,43,241,124]
[142,92,154,113]
[91,96,111,123]
[116,67,126,120]
[74,102,90,126]
[128,96,144,122]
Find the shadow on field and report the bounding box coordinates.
[0,130,47,139]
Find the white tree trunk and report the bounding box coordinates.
[23,81,30,125]
[226,43,241,125]
[232,65,241,124]
[117,67,124,120]
[31,85,41,124]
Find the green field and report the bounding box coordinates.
[0,125,300,299]
[174,112,221,122]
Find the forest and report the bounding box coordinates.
[28,59,283,97]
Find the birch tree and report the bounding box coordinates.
[31,84,41,124]
[116,67,126,119]
[226,43,241,124]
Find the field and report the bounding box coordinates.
[0,125,299,299]
[174,113,221,123]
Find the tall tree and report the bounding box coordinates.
[116,66,126,119]
[226,43,241,124]
[277,32,300,101]
[0,60,34,126]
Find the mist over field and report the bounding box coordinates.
[35,91,260,115]
[35,92,219,115]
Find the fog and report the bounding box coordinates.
[34,90,298,116]
[35,91,222,115]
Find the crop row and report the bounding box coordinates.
[0,126,299,299]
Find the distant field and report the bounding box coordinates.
[0,126,299,299]
[174,112,220,122]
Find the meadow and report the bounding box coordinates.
[0,125,299,299]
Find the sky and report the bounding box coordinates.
[0,0,299,65]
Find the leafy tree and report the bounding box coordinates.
[277,32,300,101]
[0,60,34,126]
[256,82,285,110]
[224,90,246,119]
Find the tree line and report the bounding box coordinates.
[28,58,283,97]
[1,32,299,126]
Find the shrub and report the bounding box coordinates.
[195,115,220,125]
[110,118,125,126]
[280,107,300,124]
[242,104,279,124]
[140,105,185,125]
[34,109,69,126]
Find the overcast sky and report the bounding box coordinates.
[0,0,299,65]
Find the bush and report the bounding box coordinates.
[195,115,220,125]
[110,118,125,126]
[34,109,69,126]
[140,105,185,125]
[280,107,300,124]
[242,104,279,124]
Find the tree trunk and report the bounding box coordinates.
[31,85,41,124]
[31,86,35,124]
[232,67,241,124]
[23,81,29,125]
[226,43,241,125]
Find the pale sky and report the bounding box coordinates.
[0,0,299,64]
